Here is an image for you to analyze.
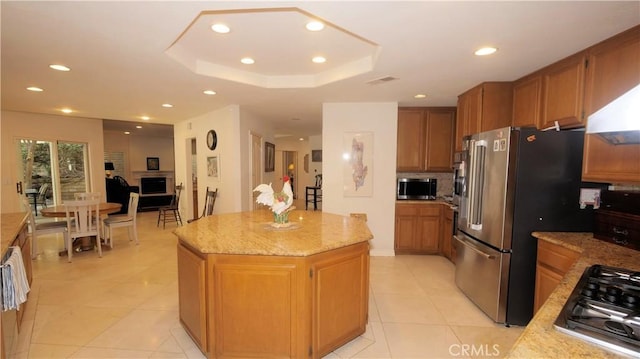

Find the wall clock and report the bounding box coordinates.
[206,130,217,150]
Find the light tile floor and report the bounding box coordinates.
[13,211,523,358]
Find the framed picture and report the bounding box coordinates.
[343,132,373,197]
[265,142,275,172]
[311,150,322,162]
[146,157,160,171]
[207,156,219,178]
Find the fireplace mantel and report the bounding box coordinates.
[132,170,174,179]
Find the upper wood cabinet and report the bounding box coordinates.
[455,82,512,151]
[397,107,455,172]
[582,25,640,184]
[512,74,542,128]
[540,51,588,129]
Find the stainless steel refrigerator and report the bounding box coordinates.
[455,126,602,326]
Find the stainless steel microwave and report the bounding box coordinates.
[397,178,437,200]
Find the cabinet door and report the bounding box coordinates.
[311,243,369,356]
[582,25,640,184]
[534,264,563,314]
[512,75,542,128]
[396,109,426,171]
[480,82,513,131]
[441,206,453,260]
[455,97,466,151]
[417,206,441,253]
[465,86,483,137]
[425,109,455,172]
[177,244,208,353]
[541,51,587,129]
[395,205,418,252]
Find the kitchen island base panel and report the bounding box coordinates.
[178,241,369,359]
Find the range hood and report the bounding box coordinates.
[586,84,640,145]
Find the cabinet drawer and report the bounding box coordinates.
[395,204,418,216]
[419,206,441,217]
[537,240,580,274]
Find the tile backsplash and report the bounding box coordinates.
[397,172,454,198]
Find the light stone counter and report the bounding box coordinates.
[507,232,640,358]
[1,212,28,256]
[173,209,373,256]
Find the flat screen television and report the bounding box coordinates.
[140,177,166,194]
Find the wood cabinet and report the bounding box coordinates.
[582,25,640,184]
[440,205,454,262]
[512,74,543,128]
[1,213,32,359]
[395,203,441,254]
[177,240,369,358]
[177,243,208,353]
[540,51,588,129]
[455,82,513,151]
[534,240,580,314]
[397,107,455,172]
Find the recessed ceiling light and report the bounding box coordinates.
[414,94,427,99]
[211,23,230,34]
[124,131,131,135]
[136,125,142,129]
[49,64,70,71]
[475,47,498,56]
[312,56,326,64]
[140,116,150,121]
[203,90,217,95]
[27,87,44,92]
[299,138,304,141]
[306,21,324,31]
[240,57,255,65]
[61,108,73,114]
[162,103,173,108]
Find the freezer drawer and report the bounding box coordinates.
[454,233,510,323]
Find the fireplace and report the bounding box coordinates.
[140,177,167,194]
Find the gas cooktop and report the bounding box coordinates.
[554,264,640,357]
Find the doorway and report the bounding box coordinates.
[282,151,298,199]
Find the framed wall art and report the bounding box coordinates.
[265,142,275,172]
[311,149,322,162]
[146,157,160,171]
[207,156,219,178]
[343,132,373,197]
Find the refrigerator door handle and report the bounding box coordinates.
[454,235,494,259]
[467,140,486,231]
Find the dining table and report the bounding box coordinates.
[40,202,122,253]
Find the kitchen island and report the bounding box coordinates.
[507,232,640,358]
[173,209,373,359]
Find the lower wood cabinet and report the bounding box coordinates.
[395,203,441,254]
[177,241,369,359]
[440,205,455,262]
[533,240,580,314]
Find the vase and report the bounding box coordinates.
[273,211,290,225]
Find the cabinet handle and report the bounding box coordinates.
[612,227,629,236]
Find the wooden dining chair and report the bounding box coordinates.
[21,197,68,259]
[187,187,218,223]
[103,192,140,247]
[63,199,101,262]
[305,174,322,210]
[157,183,183,228]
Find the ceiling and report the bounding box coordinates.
[2,1,639,139]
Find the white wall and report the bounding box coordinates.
[1,110,106,212]
[173,105,242,218]
[239,109,277,211]
[322,103,398,256]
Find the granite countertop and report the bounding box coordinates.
[1,212,28,256]
[173,209,373,256]
[507,232,640,358]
